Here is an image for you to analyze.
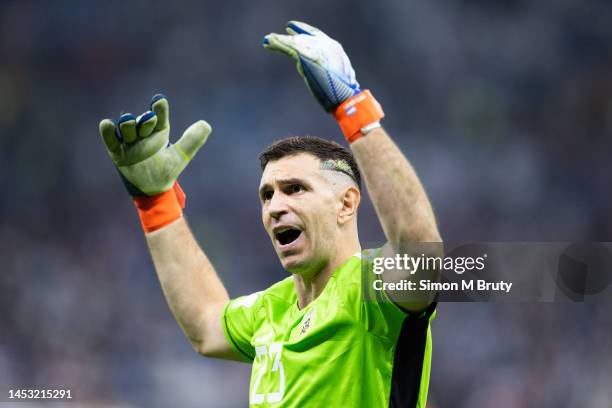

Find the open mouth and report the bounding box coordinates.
[275,228,302,246]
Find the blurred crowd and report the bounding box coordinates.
[0,0,611,406]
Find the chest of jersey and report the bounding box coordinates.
[248,292,371,406]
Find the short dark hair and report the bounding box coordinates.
[259,136,361,189]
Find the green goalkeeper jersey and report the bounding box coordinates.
[221,250,436,408]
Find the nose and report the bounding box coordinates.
[268,192,289,220]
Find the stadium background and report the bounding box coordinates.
[1,1,611,406]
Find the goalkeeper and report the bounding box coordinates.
[99,21,441,408]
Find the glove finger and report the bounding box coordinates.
[99,119,120,152]
[263,33,299,59]
[286,21,321,36]
[151,94,169,131]
[136,110,158,138]
[295,59,305,78]
[118,113,137,143]
[174,120,212,160]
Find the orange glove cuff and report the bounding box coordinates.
[333,90,385,144]
[133,182,186,233]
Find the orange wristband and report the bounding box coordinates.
[133,182,186,233]
[333,90,385,143]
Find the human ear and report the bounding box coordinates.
[337,186,360,224]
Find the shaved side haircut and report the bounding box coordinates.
[259,136,361,189]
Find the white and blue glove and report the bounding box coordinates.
[263,21,361,112]
[263,21,384,143]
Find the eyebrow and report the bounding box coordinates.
[259,177,311,196]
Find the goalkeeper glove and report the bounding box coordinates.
[99,94,211,232]
[263,21,384,143]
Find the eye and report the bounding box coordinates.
[289,184,304,194]
[262,190,273,201]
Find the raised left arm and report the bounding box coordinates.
[352,127,441,312]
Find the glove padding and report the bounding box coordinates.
[99,94,211,196]
[263,21,360,112]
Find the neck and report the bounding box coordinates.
[293,239,360,310]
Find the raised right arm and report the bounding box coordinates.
[99,94,237,360]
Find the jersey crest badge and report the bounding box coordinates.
[300,307,316,336]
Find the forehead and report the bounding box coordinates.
[260,153,322,186]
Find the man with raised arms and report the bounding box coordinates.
[99,21,441,408]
